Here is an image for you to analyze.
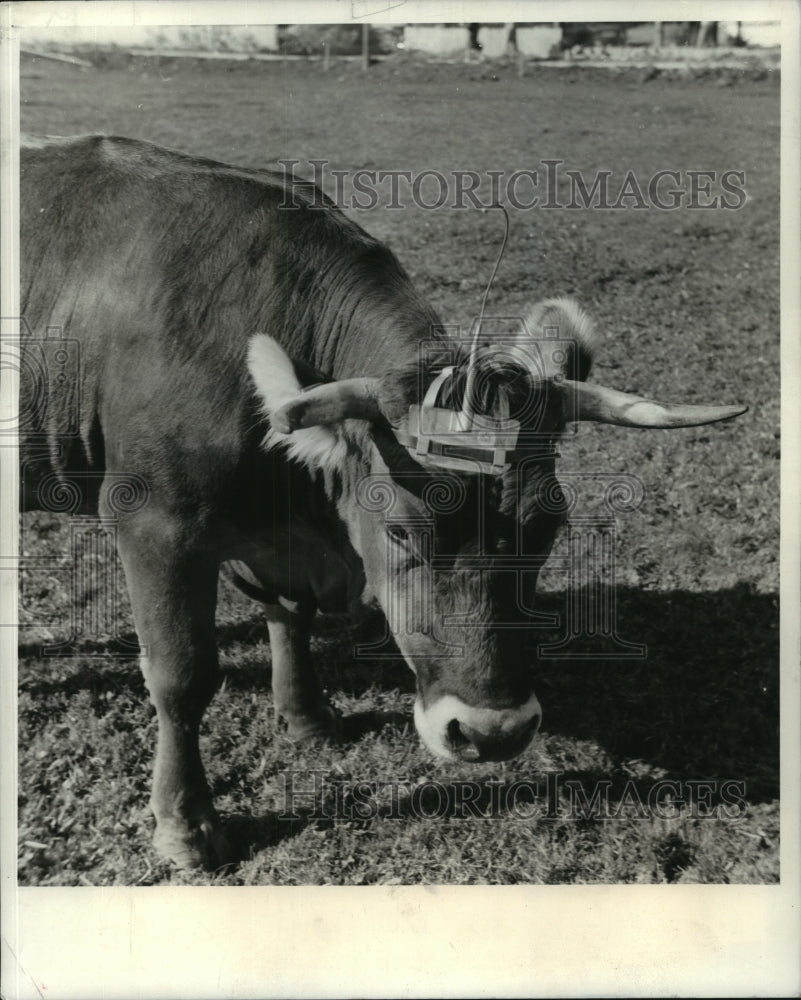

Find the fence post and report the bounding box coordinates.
[362,23,370,71]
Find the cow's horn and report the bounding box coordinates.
[272,378,381,433]
[558,379,748,428]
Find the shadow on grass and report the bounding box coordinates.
[338,708,411,743]
[19,584,779,802]
[223,810,311,863]
[530,584,779,802]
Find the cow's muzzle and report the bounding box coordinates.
[413,693,542,763]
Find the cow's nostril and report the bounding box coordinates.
[447,719,482,762]
[443,708,539,763]
[447,718,468,749]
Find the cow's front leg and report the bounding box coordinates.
[265,601,340,741]
[115,513,228,870]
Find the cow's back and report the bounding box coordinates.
[20,134,430,516]
[21,135,264,511]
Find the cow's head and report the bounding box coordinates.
[248,299,746,763]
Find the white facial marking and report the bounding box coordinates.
[414,692,542,760]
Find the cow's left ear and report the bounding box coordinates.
[520,298,598,382]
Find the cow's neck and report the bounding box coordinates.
[302,254,444,382]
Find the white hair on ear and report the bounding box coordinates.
[247,334,344,471]
[519,297,599,377]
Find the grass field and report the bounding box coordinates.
[17,52,780,885]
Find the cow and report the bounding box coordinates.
[20,134,746,869]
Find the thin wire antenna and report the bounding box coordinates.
[462,203,510,424]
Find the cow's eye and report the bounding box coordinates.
[386,524,411,545]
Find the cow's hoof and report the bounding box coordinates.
[280,702,342,743]
[153,815,232,871]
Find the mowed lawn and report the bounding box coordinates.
[17,53,780,885]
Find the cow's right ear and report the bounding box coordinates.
[248,334,339,469]
[248,334,379,471]
[272,378,382,433]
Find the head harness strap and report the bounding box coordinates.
[393,366,531,476]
